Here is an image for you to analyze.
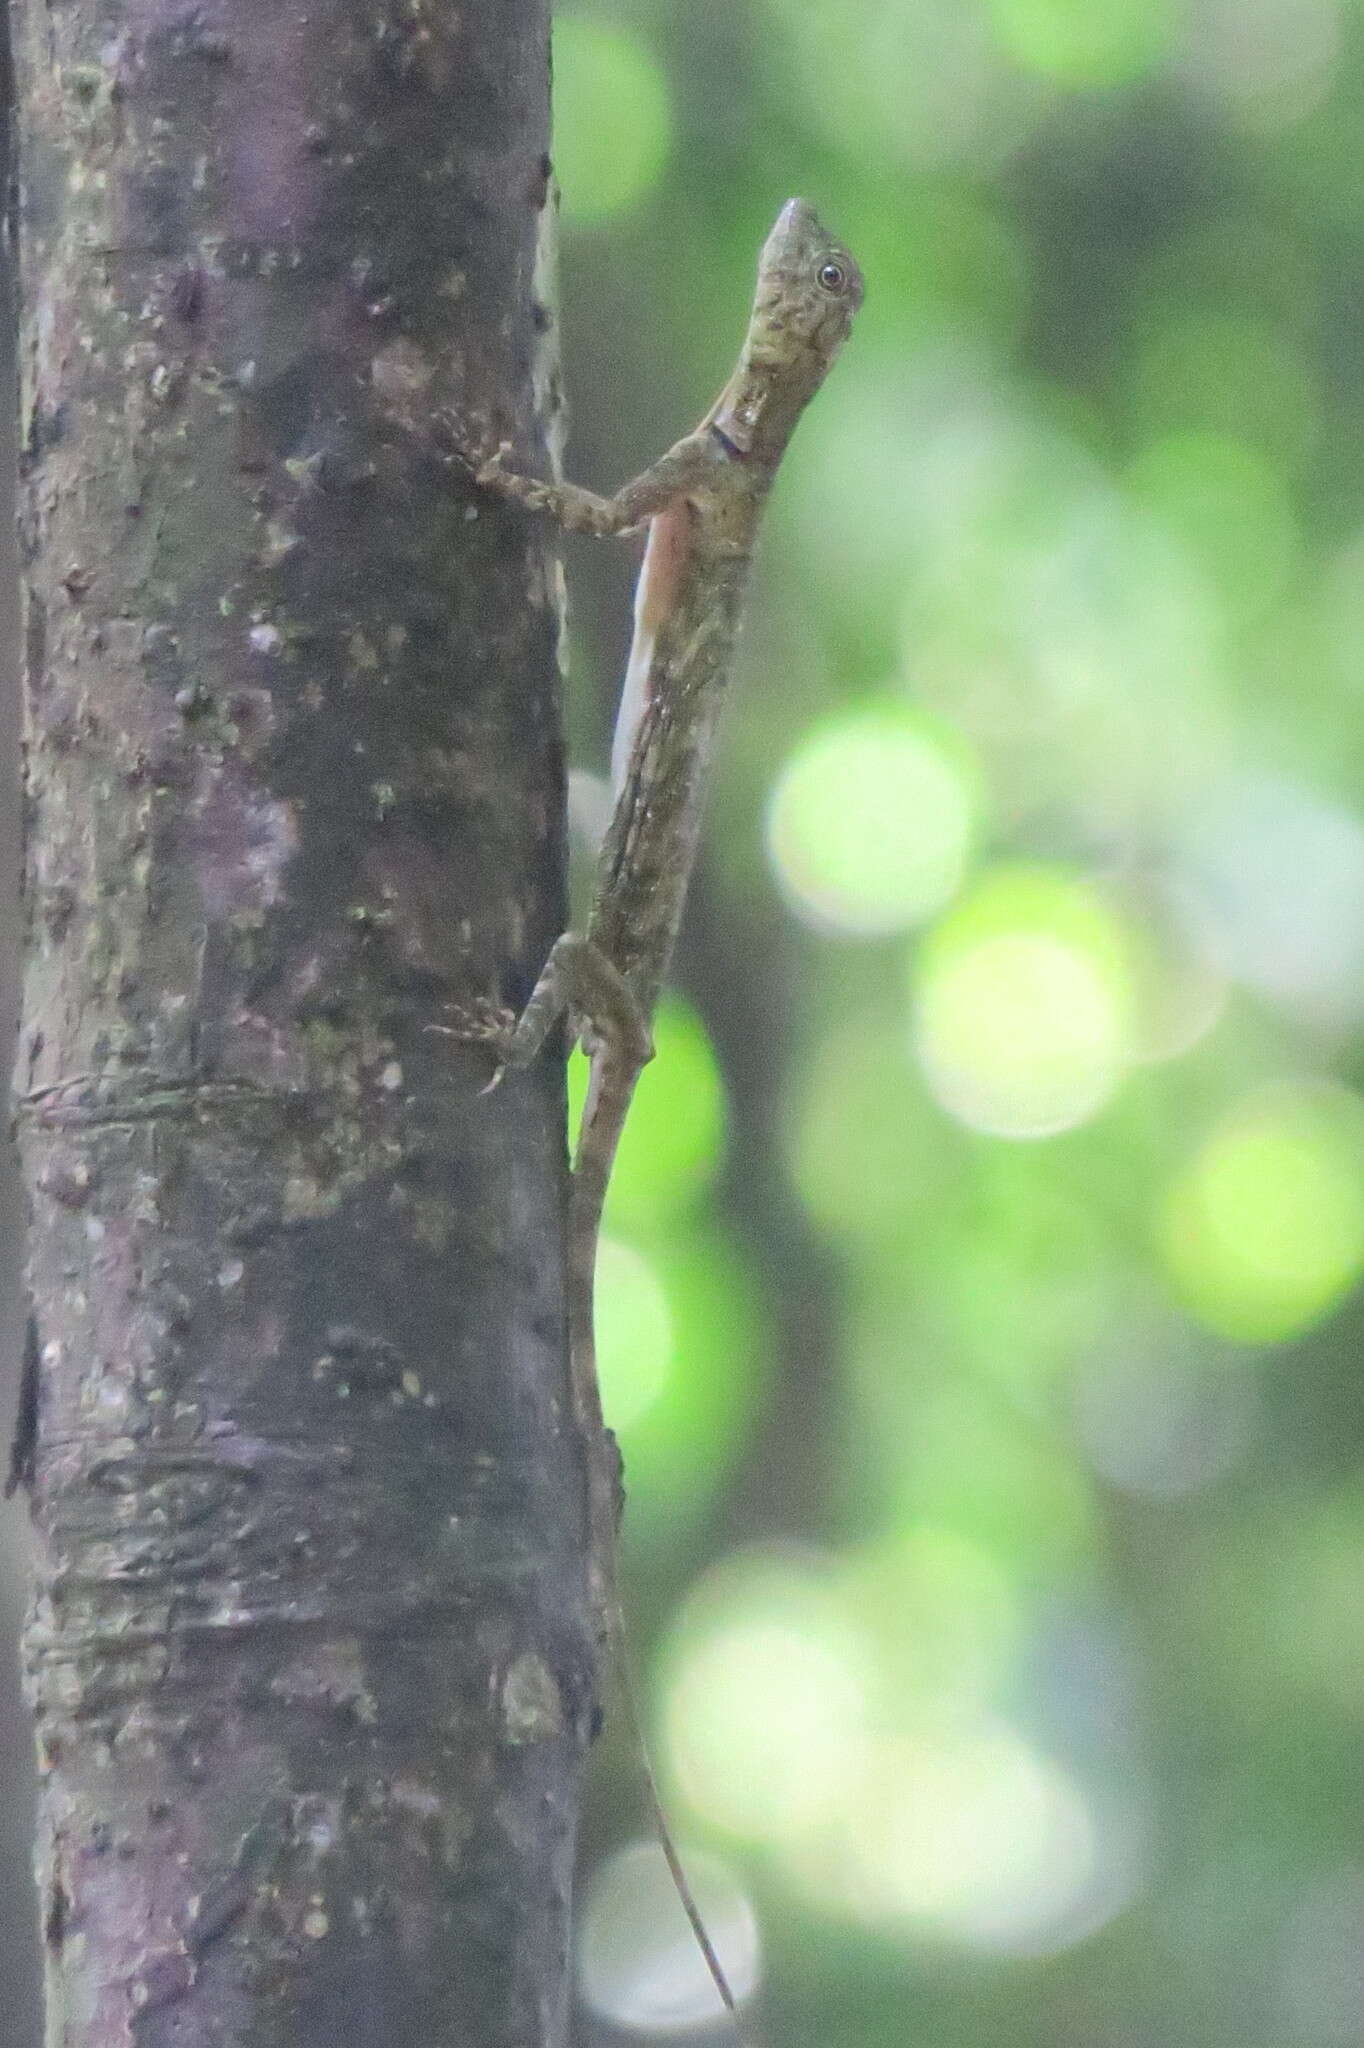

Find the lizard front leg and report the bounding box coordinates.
[462,430,720,537]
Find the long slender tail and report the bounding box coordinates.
[607,1606,745,2025]
[569,1059,746,2031]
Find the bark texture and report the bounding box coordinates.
[10,0,592,2042]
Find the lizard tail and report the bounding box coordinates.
[568,1066,748,2032]
[609,1609,748,2030]
[566,1075,623,1601]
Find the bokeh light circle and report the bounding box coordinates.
[569,997,726,1227]
[987,0,1175,87]
[1178,774,1364,1029]
[828,1725,1104,1954]
[661,1553,873,1845]
[579,1840,760,2032]
[594,1238,673,1433]
[1158,1082,1364,1342]
[766,703,978,936]
[912,868,1134,1138]
[765,0,1050,176]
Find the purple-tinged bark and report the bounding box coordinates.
[10,0,591,2041]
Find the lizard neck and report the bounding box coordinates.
[708,339,834,473]
[704,350,811,468]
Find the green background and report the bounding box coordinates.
[551,4,1364,2045]
[2,3,1362,2041]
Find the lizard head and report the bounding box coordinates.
[751,197,864,363]
[710,199,863,459]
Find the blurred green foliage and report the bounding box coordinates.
[552,6,1364,2046]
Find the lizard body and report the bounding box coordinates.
[464,197,862,2018]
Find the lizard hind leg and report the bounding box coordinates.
[557,936,654,1072]
[502,932,653,1074]
[430,935,651,1091]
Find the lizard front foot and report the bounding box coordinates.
[429,409,514,483]
[472,438,517,488]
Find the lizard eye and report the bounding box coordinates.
[817,259,847,294]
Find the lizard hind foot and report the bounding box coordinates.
[424,997,517,1086]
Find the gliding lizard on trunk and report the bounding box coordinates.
[456,197,863,2020]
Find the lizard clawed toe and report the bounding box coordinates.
[424,999,517,1084]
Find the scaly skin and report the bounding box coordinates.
[463,198,863,2022]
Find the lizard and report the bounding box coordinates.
[455,196,863,2018]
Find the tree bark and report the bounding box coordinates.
[9,0,591,2042]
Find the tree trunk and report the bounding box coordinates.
[9,0,592,2041]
